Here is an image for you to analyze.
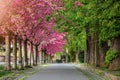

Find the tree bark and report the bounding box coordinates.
[109,37,120,70]
[90,35,95,65]
[48,55,51,63]
[94,33,100,67]
[23,39,28,67]
[84,27,90,64]
[75,51,79,64]
[65,53,68,63]
[41,51,44,64]
[99,41,108,67]
[18,39,23,70]
[46,54,48,63]
[65,48,69,63]
[30,42,33,66]
[34,45,38,66]
[32,47,35,66]
[13,35,17,69]
[39,51,42,64]
[44,53,47,64]
[4,35,11,71]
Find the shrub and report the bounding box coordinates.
[105,49,119,67]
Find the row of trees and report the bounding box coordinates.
[0,0,66,71]
[56,0,120,70]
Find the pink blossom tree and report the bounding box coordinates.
[0,0,66,70]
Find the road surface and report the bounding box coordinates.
[27,64,89,80]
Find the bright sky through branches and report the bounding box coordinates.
[0,0,12,23]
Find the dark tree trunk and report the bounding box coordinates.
[43,51,47,64]
[109,37,120,70]
[99,41,108,67]
[4,35,11,71]
[94,33,100,67]
[13,35,17,69]
[23,40,28,67]
[18,39,23,70]
[34,45,38,66]
[84,27,90,64]
[46,54,48,63]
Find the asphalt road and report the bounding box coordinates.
[27,64,89,80]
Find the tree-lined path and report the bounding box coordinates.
[27,64,89,80]
[0,0,120,80]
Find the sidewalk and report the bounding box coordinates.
[74,63,120,80]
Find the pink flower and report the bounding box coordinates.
[74,1,83,7]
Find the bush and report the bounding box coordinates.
[0,66,12,77]
[105,49,119,67]
[0,65,4,70]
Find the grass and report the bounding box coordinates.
[97,67,120,77]
[0,65,13,77]
[0,64,48,80]
[75,63,111,80]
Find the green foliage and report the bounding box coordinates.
[0,65,3,70]
[65,31,86,53]
[0,66,12,77]
[56,0,120,65]
[99,0,120,40]
[105,49,119,67]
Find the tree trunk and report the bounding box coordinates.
[65,48,69,63]
[109,37,120,70]
[32,47,35,66]
[4,35,11,71]
[75,51,79,64]
[94,33,100,67]
[48,55,51,63]
[30,42,33,66]
[23,40,28,67]
[65,53,68,63]
[34,45,38,66]
[39,51,42,64]
[90,35,95,65]
[46,54,48,63]
[99,41,108,67]
[84,27,90,64]
[43,52,46,64]
[41,51,44,64]
[13,35,17,69]
[18,39,23,70]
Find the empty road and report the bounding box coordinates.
[27,64,89,80]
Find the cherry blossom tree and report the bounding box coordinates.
[0,0,66,70]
